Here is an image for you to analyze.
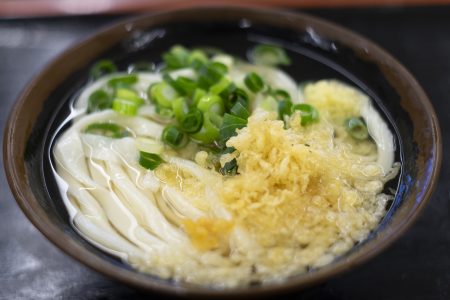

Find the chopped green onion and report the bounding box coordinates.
[224,88,248,111]
[177,76,197,94]
[272,89,291,102]
[251,44,291,66]
[161,125,187,149]
[210,62,228,75]
[210,77,232,95]
[192,88,207,106]
[112,88,144,116]
[112,98,140,115]
[139,151,164,170]
[230,101,250,120]
[90,60,117,80]
[107,74,138,88]
[187,49,208,67]
[179,108,203,133]
[163,45,190,70]
[190,58,205,71]
[128,61,155,73]
[219,82,236,100]
[292,103,319,126]
[176,76,198,96]
[197,62,228,88]
[221,146,236,154]
[171,97,189,121]
[197,94,224,115]
[85,122,131,138]
[149,82,179,108]
[209,112,223,128]
[87,90,112,113]
[345,117,369,140]
[136,137,164,154]
[220,113,247,143]
[219,158,238,176]
[190,113,220,144]
[244,72,264,93]
[155,106,174,118]
[278,99,293,120]
[212,54,234,69]
[115,88,144,105]
[115,88,137,100]
[162,73,186,95]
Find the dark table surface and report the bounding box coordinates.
[1,6,449,300]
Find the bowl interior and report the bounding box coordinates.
[6,7,440,296]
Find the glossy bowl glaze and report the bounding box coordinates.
[3,6,441,297]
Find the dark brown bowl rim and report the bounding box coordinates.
[3,6,442,297]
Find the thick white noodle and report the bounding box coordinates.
[105,161,190,247]
[360,99,396,175]
[161,186,205,220]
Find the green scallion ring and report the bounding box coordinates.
[197,62,228,88]
[112,98,140,116]
[209,62,228,76]
[192,88,207,106]
[163,73,186,95]
[114,88,144,105]
[161,125,187,149]
[107,74,138,88]
[139,151,164,170]
[190,113,220,144]
[187,49,208,66]
[251,44,291,66]
[149,81,179,108]
[225,88,249,111]
[278,99,293,120]
[292,103,319,126]
[175,76,198,96]
[87,89,112,113]
[179,108,203,133]
[155,106,174,118]
[230,101,250,120]
[85,122,131,138]
[163,45,190,70]
[90,60,117,80]
[197,94,224,115]
[210,77,232,95]
[272,89,291,102]
[244,72,264,93]
[219,81,236,100]
[171,97,189,121]
[345,117,369,140]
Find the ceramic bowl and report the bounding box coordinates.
[3,6,442,297]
